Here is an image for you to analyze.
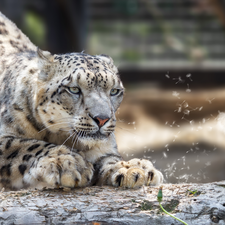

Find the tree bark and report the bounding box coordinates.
[0,181,225,225]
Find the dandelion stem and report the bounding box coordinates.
[157,186,188,225]
[159,202,188,225]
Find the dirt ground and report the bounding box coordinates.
[116,86,225,183]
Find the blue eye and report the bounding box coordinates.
[68,87,80,94]
[110,89,120,96]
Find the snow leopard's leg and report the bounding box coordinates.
[0,135,93,190]
[94,154,163,188]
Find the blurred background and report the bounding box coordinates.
[1,0,225,183]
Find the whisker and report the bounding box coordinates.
[71,131,77,143]
[71,129,84,151]
[71,130,80,151]
[71,132,79,151]
[58,131,76,150]
[51,117,74,123]
[52,116,83,123]
[38,122,70,133]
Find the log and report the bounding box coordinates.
[0,181,225,224]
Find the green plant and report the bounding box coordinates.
[187,189,201,196]
[187,189,198,195]
[157,186,188,225]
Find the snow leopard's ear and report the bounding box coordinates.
[37,48,55,81]
[37,48,54,62]
[97,54,113,64]
[97,54,118,74]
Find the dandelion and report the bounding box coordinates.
[157,187,188,225]
[163,152,168,158]
[186,73,193,81]
[172,91,180,98]
[183,109,190,115]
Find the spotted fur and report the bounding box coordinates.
[0,12,163,190]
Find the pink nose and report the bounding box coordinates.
[94,116,109,127]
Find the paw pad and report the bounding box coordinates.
[111,158,163,188]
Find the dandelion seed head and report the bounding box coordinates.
[183,109,190,115]
[172,91,180,98]
[186,88,191,92]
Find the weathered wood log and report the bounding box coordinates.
[0,181,225,224]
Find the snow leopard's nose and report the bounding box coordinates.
[92,115,110,128]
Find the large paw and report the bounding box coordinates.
[111,158,163,188]
[29,148,93,188]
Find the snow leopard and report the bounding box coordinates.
[0,12,163,190]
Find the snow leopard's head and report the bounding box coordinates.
[36,49,124,146]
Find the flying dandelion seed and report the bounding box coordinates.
[164,162,176,178]
[172,91,180,98]
[182,156,186,165]
[165,74,170,79]
[164,144,170,151]
[177,106,182,113]
[186,84,191,92]
[173,131,180,142]
[183,109,190,115]
[186,88,191,93]
[207,98,215,104]
[183,102,189,108]
[178,174,190,182]
[186,73,193,81]
[173,76,185,84]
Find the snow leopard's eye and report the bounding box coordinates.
[110,88,120,96]
[68,87,81,94]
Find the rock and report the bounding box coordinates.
[0,182,225,224]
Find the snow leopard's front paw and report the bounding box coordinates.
[30,148,93,188]
[111,158,163,188]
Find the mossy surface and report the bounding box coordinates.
[140,200,154,211]
[160,199,179,213]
